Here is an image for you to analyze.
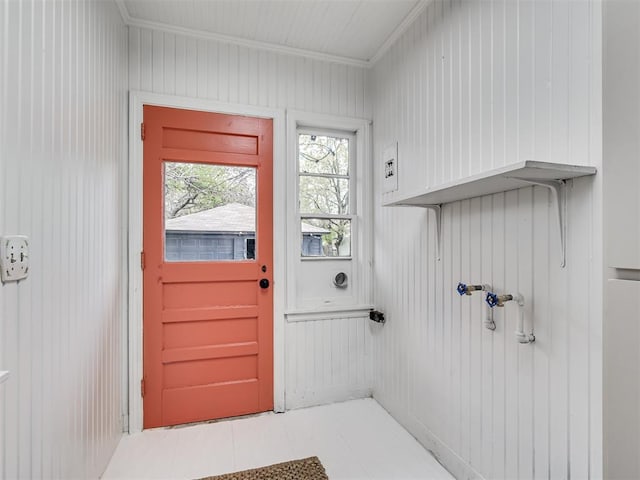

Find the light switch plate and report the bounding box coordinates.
[0,235,29,283]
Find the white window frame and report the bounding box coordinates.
[285,110,372,319]
[297,127,356,260]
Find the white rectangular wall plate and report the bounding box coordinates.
[382,142,398,193]
[0,235,29,282]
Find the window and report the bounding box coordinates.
[162,161,257,262]
[297,130,355,258]
[286,111,371,314]
[245,238,255,259]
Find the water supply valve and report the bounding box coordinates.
[457,282,495,330]
[485,291,534,344]
[485,292,516,308]
[457,282,487,296]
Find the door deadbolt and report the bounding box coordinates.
[259,278,270,289]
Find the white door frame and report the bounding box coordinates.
[127,91,286,433]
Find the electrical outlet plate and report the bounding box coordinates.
[0,235,29,283]
[382,142,398,193]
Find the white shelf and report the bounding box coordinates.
[383,161,596,207]
[0,371,9,384]
[383,161,597,267]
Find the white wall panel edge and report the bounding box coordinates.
[589,1,605,478]
[127,91,287,432]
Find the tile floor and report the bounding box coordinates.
[102,398,453,480]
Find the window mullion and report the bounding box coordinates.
[298,172,350,180]
[300,214,353,220]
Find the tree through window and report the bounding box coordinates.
[298,131,354,257]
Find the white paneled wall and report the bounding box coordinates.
[0,1,128,478]
[285,316,372,409]
[129,27,372,409]
[128,26,370,118]
[372,1,602,479]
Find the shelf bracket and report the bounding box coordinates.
[417,204,442,261]
[510,178,567,268]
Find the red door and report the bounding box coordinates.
[142,105,273,428]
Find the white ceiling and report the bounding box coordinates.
[119,0,426,66]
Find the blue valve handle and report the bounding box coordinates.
[458,282,485,296]
[486,292,514,307]
[485,292,499,308]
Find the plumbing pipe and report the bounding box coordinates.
[485,291,534,343]
[485,292,514,308]
[484,307,496,331]
[514,295,535,344]
[456,282,486,296]
[457,282,496,330]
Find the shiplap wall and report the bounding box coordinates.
[372,1,602,479]
[285,316,371,409]
[129,26,372,409]
[128,26,370,118]
[0,1,128,478]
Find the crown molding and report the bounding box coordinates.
[115,0,132,24]
[369,0,430,65]
[115,0,427,69]
[116,1,370,69]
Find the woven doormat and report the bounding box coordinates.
[197,456,329,480]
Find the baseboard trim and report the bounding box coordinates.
[286,386,372,410]
[373,392,485,480]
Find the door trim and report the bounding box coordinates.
[127,91,286,433]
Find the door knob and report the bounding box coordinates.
[259,278,269,289]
